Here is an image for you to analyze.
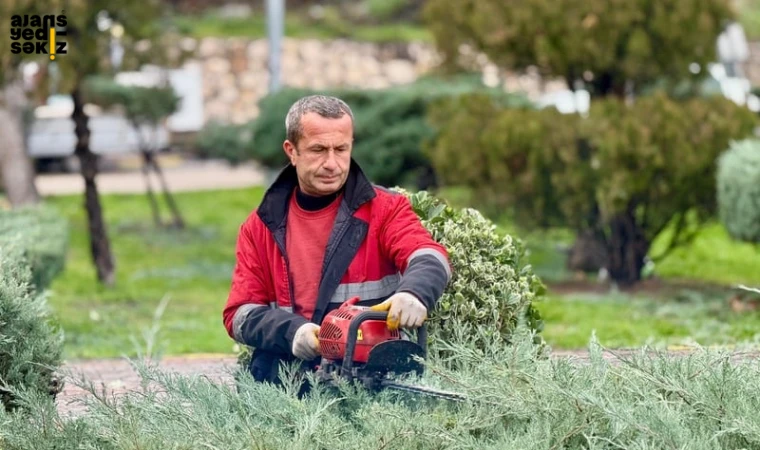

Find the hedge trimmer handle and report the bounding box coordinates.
[339,299,428,379]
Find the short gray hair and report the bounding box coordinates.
[285,95,354,146]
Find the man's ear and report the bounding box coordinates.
[283,140,297,165]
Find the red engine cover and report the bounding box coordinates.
[318,296,399,363]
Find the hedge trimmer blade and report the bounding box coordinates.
[366,341,467,402]
[379,379,468,402]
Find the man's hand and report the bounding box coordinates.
[292,323,321,360]
[370,292,427,330]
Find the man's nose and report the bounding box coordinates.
[322,149,338,169]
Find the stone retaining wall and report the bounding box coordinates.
[187,37,567,125]
[744,41,760,88]
[195,37,438,124]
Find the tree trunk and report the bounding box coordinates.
[592,72,626,99]
[141,151,163,227]
[0,81,40,208]
[146,151,185,229]
[132,119,184,230]
[72,84,115,286]
[606,210,649,286]
[566,229,608,274]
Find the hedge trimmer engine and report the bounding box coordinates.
[314,296,465,402]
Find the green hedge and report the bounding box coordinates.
[0,205,69,292]
[0,205,67,411]
[717,139,760,243]
[196,75,531,190]
[194,120,252,167]
[426,92,579,225]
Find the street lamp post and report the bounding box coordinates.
[267,0,284,93]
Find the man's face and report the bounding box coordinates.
[283,112,353,197]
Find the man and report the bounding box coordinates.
[222,95,452,387]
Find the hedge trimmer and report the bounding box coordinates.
[314,297,467,402]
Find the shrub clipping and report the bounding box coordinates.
[717,138,760,243]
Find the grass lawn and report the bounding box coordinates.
[650,222,760,286]
[433,185,760,287]
[171,11,432,43]
[43,187,265,360]
[536,289,760,350]
[39,185,760,359]
[507,220,760,287]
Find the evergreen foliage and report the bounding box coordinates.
[5,329,760,449]
[717,139,760,243]
[195,120,253,166]
[0,206,67,411]
[400,188,544,349]
[426,92,758,284]
[83,76,180,126]
[0,205,68,292]
[423,0,736,98]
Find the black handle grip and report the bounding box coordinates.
[340,309,428,380]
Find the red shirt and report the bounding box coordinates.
[285,190,342,321]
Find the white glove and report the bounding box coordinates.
[370,292,427,330]
[292,323,321,360]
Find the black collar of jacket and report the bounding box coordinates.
[257,158,377,232]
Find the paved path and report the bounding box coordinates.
[36,155,269,196]
[56,354,239,418]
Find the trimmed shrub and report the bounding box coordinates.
[427,92,758,284]
[717,139,760,243]
[247,75,531,189]
[0,204,69,292]
[84,76,179,126]
[0,243,64,412]
[399,188,544,348]
[194,120,253,166]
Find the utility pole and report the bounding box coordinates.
[267,0,284,93]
